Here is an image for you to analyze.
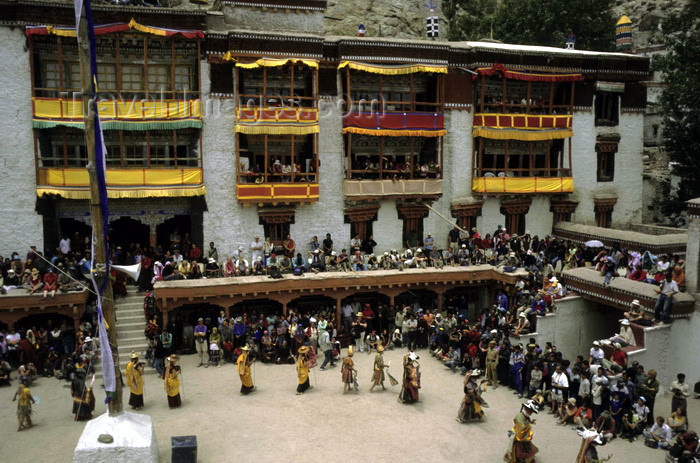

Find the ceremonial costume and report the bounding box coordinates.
[296,346,311,394]
[457,370,486,422]
[71,370,95,421]
[399,352,421,403]
[341,346,357,392]
[125,353,144,409]
[369,346,386,392]
[237,345,255,394]
[14,381,34,431]
[505,401,539,463]
[164,355,181,408]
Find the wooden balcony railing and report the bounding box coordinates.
[236,183,319,204]
[36,167,205,199]
[343,179,442,199]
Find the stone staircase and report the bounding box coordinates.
[94,290,154,378]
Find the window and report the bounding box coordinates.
[475,138,569,178]
[96,64,117,92]
[594,199,616,228]
[238,134,316,183]
[42,61,62,90]
[345,71,441,113]
[238,63,315,108]
[174,66,192,92]
[37,127,200,168]
[595,93,619,126]
[397,204,428,249]
[350,220,374,242]
[597,152,615,182]
[121,65,143,92]
[476,75,573,114]
[148,65,168,93]
[345,134,441,180]
[263,223,289,246]
[500,201,531,236]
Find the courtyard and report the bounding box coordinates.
[1,347,695,462]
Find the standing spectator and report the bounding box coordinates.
[194,318,208,367]
[653,273,678,324]
[250,236,263,262]
[205,242,218,263]
[669,373,690,416]
[318,327,334,370]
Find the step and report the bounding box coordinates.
[115,301,145,309]
[117,320,147,328]
[117,333,147,342]
[116,313,145,322]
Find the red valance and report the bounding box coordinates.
[25,19,204,39]
[342,111,445,137]
[473,63,583,82]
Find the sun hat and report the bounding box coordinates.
[298,346,309,354]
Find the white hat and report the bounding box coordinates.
[310,317,317,323]
[519,312,527,318]
[461,244,466,248]
[522,400,538,413]
[592,341,601,346]
[470,369,482,376]
[631,299,640,306]
[384,252,389,256]
[416,248,422,253]
[620,319,630,326]
[408,352,418,361]
[490,329,498,334]
[613,342,622,349]
[550,277,558,283]
[84,336,92,342]
[332,251,337,256]
[435,313,441,318]
[313,249,319,253]
[208,258,215,264]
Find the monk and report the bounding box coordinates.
[237,345,255,395]
[505,400,539,463]
[125,352,144,410]
[398,352,421,403]
[295,346,311,395]
[13,379,35,431]
[341,345,357,393]
[163,355,181,408]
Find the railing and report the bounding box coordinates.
[32,95,203,128]
[236,107,318,122]
[343,179,443,198]
[472,176,573,194]
[236,182,319,203]
[36,167,205,199]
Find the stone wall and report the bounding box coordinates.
[325,0,429,39]
[221,5,324,35]
[570,109,643,227]
[0,27,44,257]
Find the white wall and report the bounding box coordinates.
[570,107,644,228]
[201,61,264,260]
[0,27,44,257]
[291,101,349,252]
[373,201,403,252]
[668,313,700,391]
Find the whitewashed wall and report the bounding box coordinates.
[0,27,44,257]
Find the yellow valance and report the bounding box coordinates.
[338,61,447,75]
[472,127,573,141]
[37,168,205,199]
[233,57,319,69]
[235,123,319,135]
[472,177,574,194]
[342,127,446,137]
[33,98,202,130]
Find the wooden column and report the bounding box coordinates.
[335,298,342,331]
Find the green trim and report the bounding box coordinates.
[32,120,203,130]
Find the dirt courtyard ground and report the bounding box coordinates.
[1,347,697,462]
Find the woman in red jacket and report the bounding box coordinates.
[43,271,58,298]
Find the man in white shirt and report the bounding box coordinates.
[588,340,605,365]
[550,364,569,414]
[250,236,263,262]
[670,373,690,414]
[59,236,71,255]
[654,273,678,324]
[643,416,672,449]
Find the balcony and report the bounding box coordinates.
[235,107,319,135]
[36,167,206,199]
[343,110,445,137]
[344,178,442,200]
[32,97,203,130]
[472,176,573,194]
[236,182,319,204]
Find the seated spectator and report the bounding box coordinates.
[643,416,673,449]
[654,273,677,324]
[205,258,220,278]
[558,397,578,425]
[594,410,617,441]
[574,403,594,430]
[667,407,687,433]
[223,257,235,277]
[620,409,641,442]
[2,269,22,293]
[26,268,43,295]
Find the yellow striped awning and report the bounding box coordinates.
[338,61,447,75]
[472,177,574,194]
[36,168,206,199]
[232,57,319,69]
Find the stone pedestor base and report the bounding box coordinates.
[73,411,159,463]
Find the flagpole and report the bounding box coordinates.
[76,1,123,416]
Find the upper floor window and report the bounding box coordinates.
[473,138,570,178]
[345,134,442,180]
[36,127,200,168]
[595,93,619,126]
[237,133,317,184]
[31,34,199,98]
[476,76,573,114]
[343,71,442,113]
[238,64,315,108]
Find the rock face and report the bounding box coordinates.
[322,0,689,43]
[324,0,433,39]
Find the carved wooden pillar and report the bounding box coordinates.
[550,199,579,223]
[451,201,484,230]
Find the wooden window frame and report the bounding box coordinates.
[345,133,443,180]
[595,93,620,126]
[345,70,443,113]
[477,75,574,115]
[238,63,317,109]
[237,133,318,184]
[474,138,571,178]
